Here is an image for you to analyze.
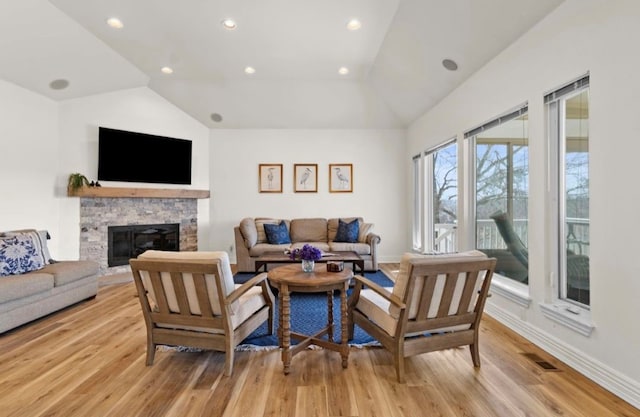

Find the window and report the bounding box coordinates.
[466,105,529,284]
[412,139,458,254]
[429,141,458,252]
[546,75,590,306]
[412,154,424,252]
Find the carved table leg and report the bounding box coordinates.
[340,283,349,368]
[281,285,291,374]
[327,290,334,342]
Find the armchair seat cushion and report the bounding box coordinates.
[156,286,267,334]
[356,288,397,336]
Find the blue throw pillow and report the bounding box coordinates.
[334,219,359,243]
[264,221,291,245]
[0,235,45,276]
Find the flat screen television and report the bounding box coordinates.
[98,127,192,185]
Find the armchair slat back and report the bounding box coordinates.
[129,252,274,377]
[348,252,496,382]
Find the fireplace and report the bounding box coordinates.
[108,223,179,267]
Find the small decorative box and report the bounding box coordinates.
[326,261,344,272]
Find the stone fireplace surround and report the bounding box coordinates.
[79,197,198,276]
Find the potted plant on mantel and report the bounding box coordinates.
[67,173,89,195]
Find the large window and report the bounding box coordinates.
[412,140,458,254]
[546,76,590,306]
[466,105,529,284]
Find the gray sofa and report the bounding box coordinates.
[234,217,381,272]
[0,229,99,334]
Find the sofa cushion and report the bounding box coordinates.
[2,229,53,264]
[249,243,292,257]
[239,218,258,248]
[0,272,54,303]
[255,218,284,244]
[290,242,331,253]
[40,260,99,286]
[264,221,291,244]
[329,242,371,255]
[334,218,359,243]
[0,235,45,276]
[328,217,362,241]
[358,223,374,243]
[290,218,328,242]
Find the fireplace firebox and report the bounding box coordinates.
[108,223,179,267]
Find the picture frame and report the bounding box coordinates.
[294,164,318,193]
[329,163,353,193]
[258,164,283,193]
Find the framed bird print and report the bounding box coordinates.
[259,163,283,193]
[329,163,353,193]
[294,164,318,193]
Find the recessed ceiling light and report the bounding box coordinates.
[221,19,237,30]
[210,113,223,123]
[161,66,173,74]
[442,59,458,71]
[244,66,255,74]
[338,67,349,75]
[346,19,361,31]
[106,17,123,29]
[49,79,69,90]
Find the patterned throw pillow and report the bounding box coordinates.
[334,218,359,243]
[263,221,292,245]
[0,235,45,276]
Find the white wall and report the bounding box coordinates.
[0,82,210,260]
[209,129,407,263]
[0,79,60,240]
[408,0,640,407]
[54,87,210,259]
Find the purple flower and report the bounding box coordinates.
[289,244,322,261]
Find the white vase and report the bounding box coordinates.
[301,259,315,272]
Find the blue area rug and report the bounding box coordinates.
[234,270,394,349]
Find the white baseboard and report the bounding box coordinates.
[485,304,640,410]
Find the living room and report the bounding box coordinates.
[2,0,640,414]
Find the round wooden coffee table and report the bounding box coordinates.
[267,263,353,374]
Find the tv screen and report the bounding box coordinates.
[98,127,192,185]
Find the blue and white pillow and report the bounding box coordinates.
[334,218,359,243]
[264,221,292,245]
[0,235,45,276]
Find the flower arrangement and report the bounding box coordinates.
[289,244,322,261]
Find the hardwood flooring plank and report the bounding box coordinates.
[0,270,637,417]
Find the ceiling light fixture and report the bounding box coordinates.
[346,19,362,31]
[210,113,223,123]
[49,79,69,90]
[106,17,123,29]
[442,59,458,71]
[221,19,237,30]
[338,67,349,75]
[244,66,255,74]
[161,66,173,74]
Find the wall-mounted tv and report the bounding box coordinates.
[98,127,192,185]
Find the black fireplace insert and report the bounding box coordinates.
[108,223,179,267]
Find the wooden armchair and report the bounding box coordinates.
[348,251,496,382]
[129,250,274,376]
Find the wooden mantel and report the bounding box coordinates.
[67,186,210,199]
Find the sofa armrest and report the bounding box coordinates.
[234,227,253,272]
[366,233,381,271]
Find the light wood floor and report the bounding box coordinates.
[1,264,638,417]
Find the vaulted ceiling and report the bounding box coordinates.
[1,0,564,129]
